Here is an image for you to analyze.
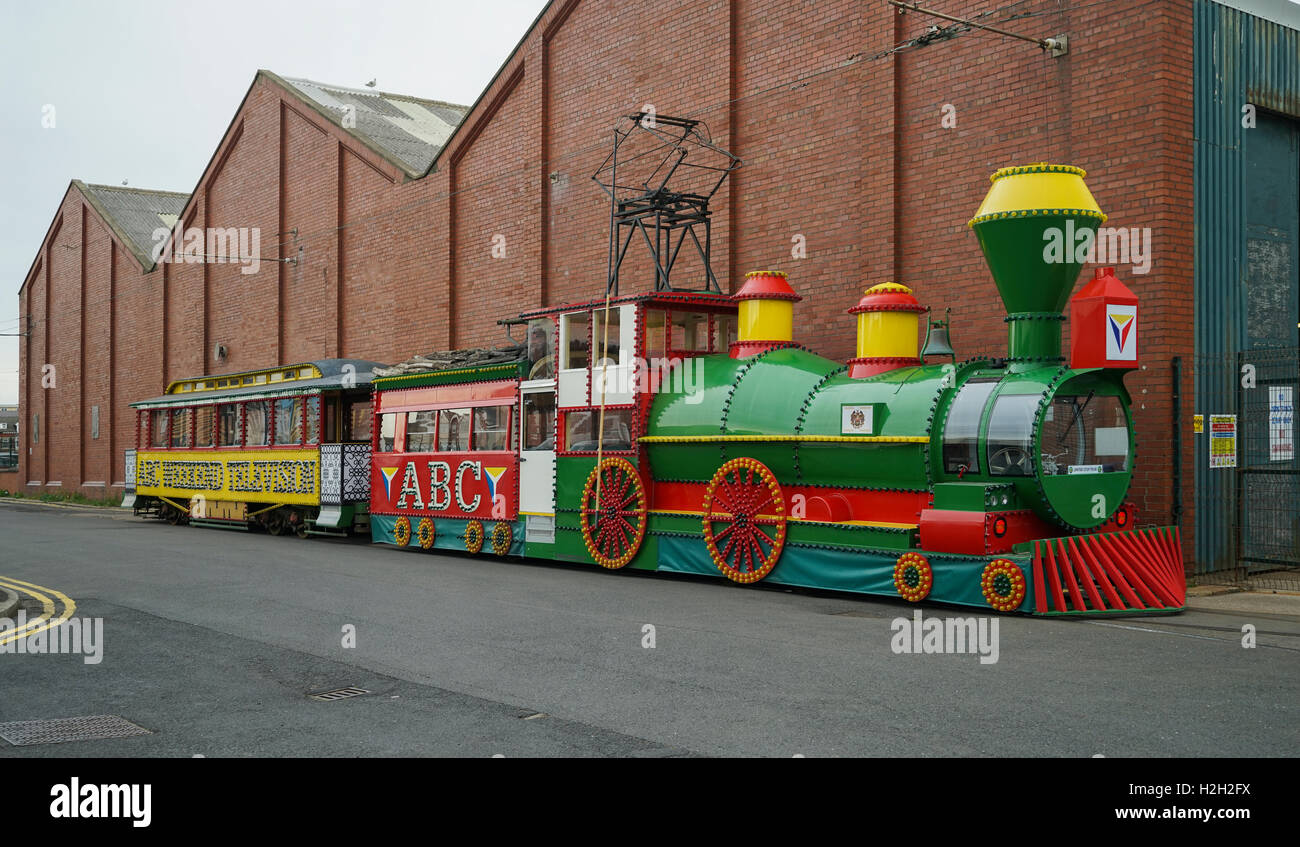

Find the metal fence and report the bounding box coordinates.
[1194,348,1300,590]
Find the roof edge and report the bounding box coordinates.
[264,70,437,182]
[422,0,557,177]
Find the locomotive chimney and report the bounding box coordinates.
[847,282,925,378]
[730,270,802,358]
[968,164,1106,371]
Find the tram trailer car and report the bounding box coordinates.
[124,359,381,536]
[368,165,1185,616]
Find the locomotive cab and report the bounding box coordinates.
[939,368,1134,531]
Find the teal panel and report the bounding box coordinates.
[655,535,1034,612]
[370,514,524,555]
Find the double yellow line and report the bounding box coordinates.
[0,576,76,646]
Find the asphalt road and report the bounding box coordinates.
[1,499,1296,757]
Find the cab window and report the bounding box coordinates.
[986,394,1039,476]
[942,379,998,474]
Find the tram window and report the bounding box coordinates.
[942,379,998,474]
[377,414,398,452]
[644,310,667,360]
[526,319,555,380]
[592,308,621,365]
[564,408,633,452]
[170,408,192,448]
[195,406,215,448]
[245,401,271,447]
[274,398,303,446]
[473,406,510,451]
[986,394,1039,477]
[438,409,470,452]
[671,312,709,352]
[348,401,372,442]
[150,410,168,448]
[522,392,556,450]
[561,312,590,370]
[305,396,321,444]
[218,404,242,447]
[405,411,436,453]
[713,313,737,352]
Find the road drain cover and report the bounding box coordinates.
[309,686,370,702]
[0,715,153,746]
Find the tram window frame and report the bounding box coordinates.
[305,395,321,445]
[217,403,243,448]
[561,407,635,453]
[195,405,216,448]
[347,400,372,443]
[668,311,710,354]
[522,392,556,451]
[150,410,169,449]
[272,396,305,447]
[244,400,272,448]
[405,410,437,453]
[471,404,511,451]
[438,408,471,452]
[560,311,591,371]
[376,413,399,453]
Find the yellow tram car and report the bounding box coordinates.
[123,359,380,536]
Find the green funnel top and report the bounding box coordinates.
[969,164,1107,366]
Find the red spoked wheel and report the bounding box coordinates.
[701,458,787,584]
[579,457,647,569]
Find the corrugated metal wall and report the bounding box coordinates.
[1194,0,1300,571]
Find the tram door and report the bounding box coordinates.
[519,383,557,538]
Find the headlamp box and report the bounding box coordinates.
[1070,266,1138,369]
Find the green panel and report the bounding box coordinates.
[933,482,1017,511]
[725,347,837,434]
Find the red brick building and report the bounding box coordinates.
[15,0,1299,568]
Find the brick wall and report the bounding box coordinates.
[16,0,1196,558]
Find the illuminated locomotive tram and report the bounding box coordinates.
[125,165,1186,615]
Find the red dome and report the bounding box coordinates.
[733,270,802,302]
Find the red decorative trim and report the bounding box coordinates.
[729,339,799,359]
[417,517,435,550]
[847,357,922,378]
[847,302,927,315]
[463,519,484,554]
[393,516,411,547]
[894,553,933,602]
[981,559,1026,612]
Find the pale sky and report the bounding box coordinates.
[0,0,550,404]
